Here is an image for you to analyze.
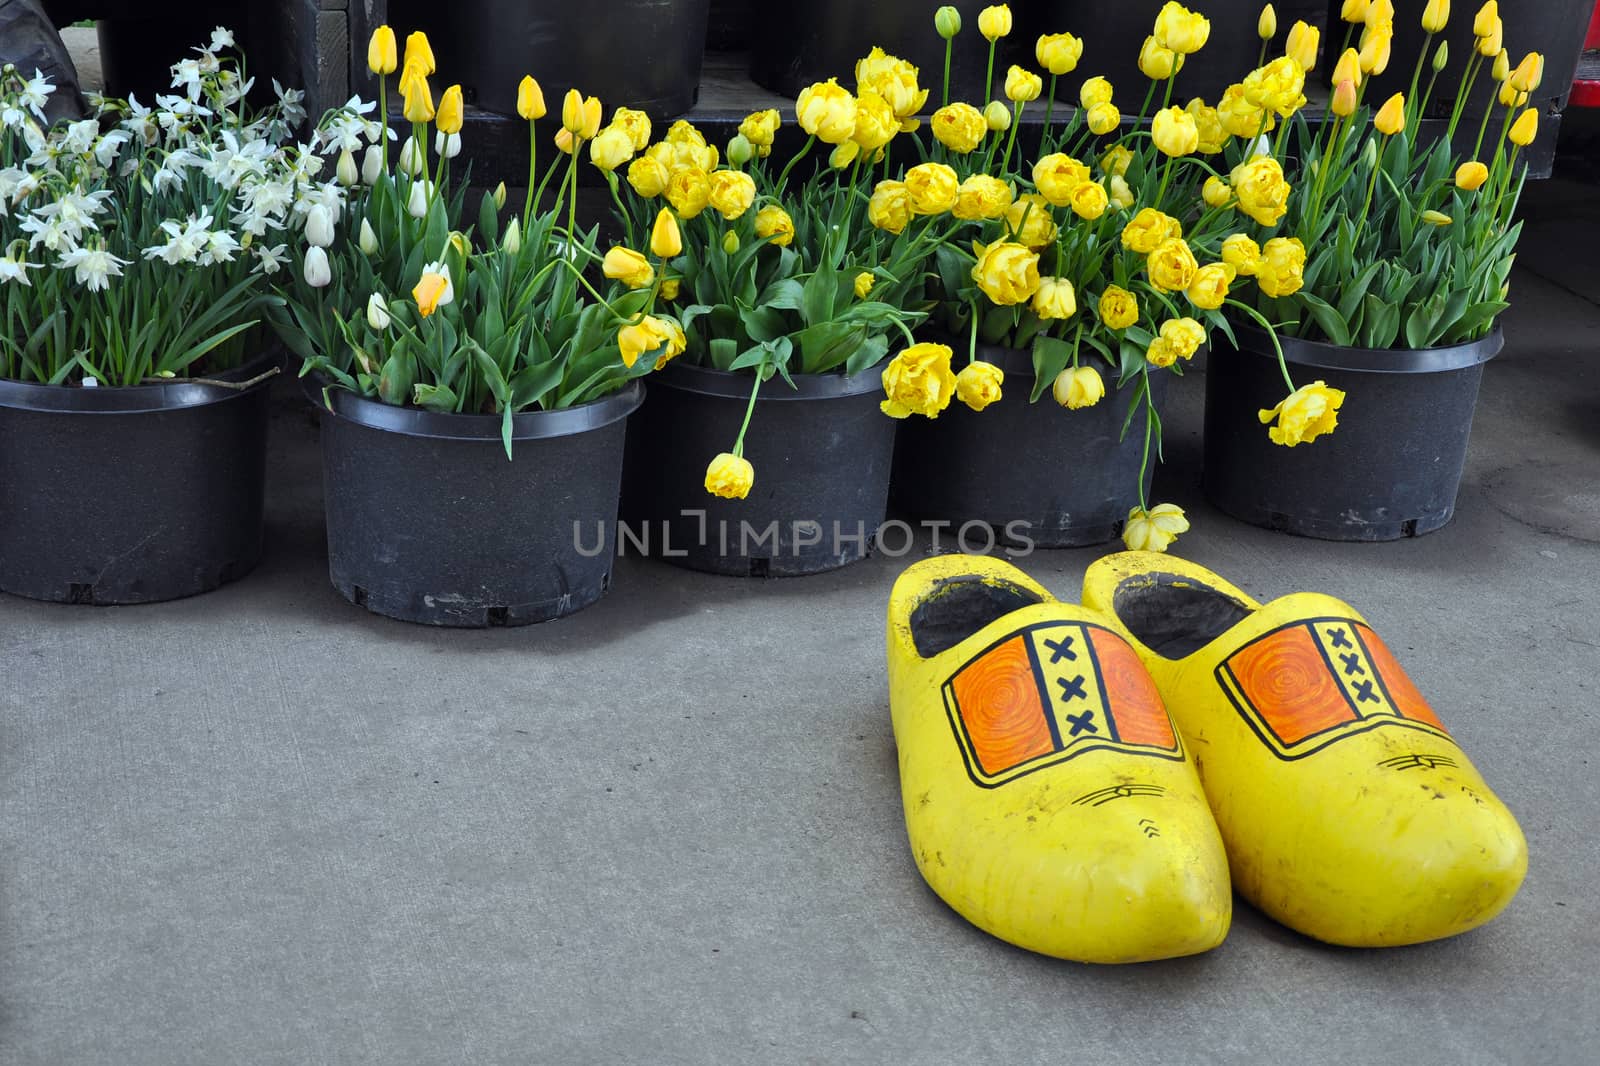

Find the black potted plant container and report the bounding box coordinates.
[892,344,1168,548]
[0,353,278,604]
[313,380,643,626]
[387,0,713,119]
[750,0,1021,106]
[1020,1,1327,106]
[1331,0,1591,175]
[621,361,897,577]
[1203,323,1502,541]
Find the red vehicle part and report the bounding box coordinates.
[1571,0,1600,108]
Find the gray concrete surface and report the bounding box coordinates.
[4,176,1599,1063]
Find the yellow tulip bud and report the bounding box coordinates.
[650,209,682,258]
[403,31,435,75]
[1374,92,1405,135]
[1434,39,1449,72]
[1259,4,1277,39]
[1004,65,1043,103]
[1477,18,1502,57]
[1421,210,1452,226]
[755,205,796,246]
[368,25,397,76]
[659,278,679,300]
[1086,102,1121,135]
[1359,20,1393,74]
[1203,175,1232,207]
[935,6,962,39]
[1340,0,1369,24]
[402,77,435,124]
[722,230,740,255]
[580,96,603,139]
[955,361,1006,412]
[704,452,754,500]
[1332,47,1363,89]
[1421,0,1450,33]
[1472,1,1497,38]
[1285,21,1319,70]
[1331,77,1358,116]
[1080,76,1114,108]
[561,89,585,134]
[1491,48,1510,82]
[502,216,521,254]
[492,181,506,209]
[1510,52,1543,93]
[1497,80,1526,108]
[829,142,859,169]
[517,76,546,120]
[984,100,1011,132]
[854,272,875,299]
[1509,108,1537,146]
[1138,35,1184,80]
[726,133,755,166]
[977,4,1012,42]
[1455,161,1489,190]
[436,84,464,136]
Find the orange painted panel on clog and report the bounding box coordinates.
[1228,625,1357,745]
[1359,625,1449,733]
[949,636,1055,776]
[1088,628,1178,750]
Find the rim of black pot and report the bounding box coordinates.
[653,358,889,401]
[1230,321,1504,375]
[0,348,285,414]
[311,376,645,441]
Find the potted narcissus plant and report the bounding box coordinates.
[0,32,299,605]
[613,51,938,577]
[268,27,667,625]
[1208,0,1541,540]
[893,2,1306,552]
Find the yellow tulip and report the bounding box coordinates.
[1509,52,1543,93]
[1203,176,1232,207]
[561,89,585,134]
[708,170,757,220]
[1359,20,1393,75]
[1331,77,1358,116]
[1509,109,1538,146]
[1005,65,1043,103]
[984,100,1012,131]
[906,162,960,216]
[650,209,682,258]
[1455,160,1489,190]
[1340,0,1369,22]
[412,263,452,317]
[403,31,435,75]
[368,25,397,76]
[880,343,958,418]
[935,6,962,40]
[1138,35,1183,80]
[1122,504,1189,553]
[1121,208,1182,255]
[1086,102,1121,135]
[1259,4,1277,39]
[931,102,987,153]
[1036,33,1084,76]
[1256,236,1306,298]
[402,77,435,124]
[1421,210,1452,226]
[1052,365,1104,409]
[977,5,1012,42]
[955,361,1005,412]
[1154,2,1211,54]
[627,156,670,198]
[854,272,875,299]
[795,78,858,144]
[1477,18,1502,57]
[755,204,796,246]
[1098,285,1139,329]
[1374,92,1405,135]
[1152,106,1199,156]
[1472,1,1497,38]
[704,453,755,499]
[1492,48,1510,82]
[1147,237,1199,293]
[517,76,546,120]
[1332,46,1363,89]
[1285,21,1319,71]
[436,85,463,136]
[619,316,686,370]
[1031,277,1077,320]
[1497,80,1526,108]
[1186,265,1232,311]
[1081,76,1115,108]
[953,174,1016,220]
[602,247,654,290]
[1159,317,1206,359]
[1421,0,1450,33]
[1034,151,1092,204]
[970,240,1041,306]
[1258,382,1344,447]
[867,181,911,234]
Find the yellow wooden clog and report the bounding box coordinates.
[1081,551,1528,948]
[886,554,1231,963]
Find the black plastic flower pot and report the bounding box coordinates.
[749,0,1021,107]
[620,361,897,577]
[891,344,1168,549]
[387,0,712,120]
[0,353,278,605]
[314,380,643,627]
[1203,324,1503,541]
[1022,1,1327,107]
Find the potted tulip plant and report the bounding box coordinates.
[612,52,938,577]
[0,32,299,605]
[1209,0,1541,539]
[893,2,1308,553]
[268,27,667,625]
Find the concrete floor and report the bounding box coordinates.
[4,156,1600,1062]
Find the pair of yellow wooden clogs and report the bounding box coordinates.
[885,551,1527,963]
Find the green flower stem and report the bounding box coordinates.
[731,363,764,456]
[523,118,538,231]
[1226,297,1294,392]
[1001,101,1023,172]
[607,171,634,247]
[379,76,389,173]
[774,134,816,196]
[1406,31,1434,127]
[1153,156,1175,210]
[942,36,954,109]
[567,142,580,248]
[984,39,997,105]
[968,301,980,364]
[1135,368,1153,512]
[1136,80,1158,127]
[1446,51,1483,142]
[1352,133,1389,247]
[1044,75,1057,138]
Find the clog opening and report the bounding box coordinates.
[1113,573,1251,659]
[910,576,1043,658]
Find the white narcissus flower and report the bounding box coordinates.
[19,70,56,119]
[58,246,130,292]
[209,26,236,52]
[366,293,391,330]
[304,203,335,247]
[253,243,288,275]
[303,245,332,287]
[0,251,36,286]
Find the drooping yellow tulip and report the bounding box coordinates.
[1374,92,1405,135]
[403,31,435,76]
[367,25,397,75]
[1455,160,1489,190]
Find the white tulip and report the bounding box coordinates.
[358,218,379,256]
[303,245,331,288]
[366,292,391,330]
[362,144,383,185]
[434,131,461,159]
[398,136,424,176]
[336,148,359,187]
[304,204,335,248]
[407,179,434,219]
[502,216,521,254]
